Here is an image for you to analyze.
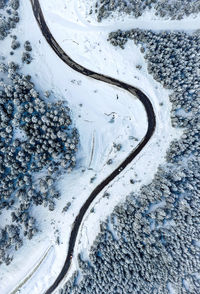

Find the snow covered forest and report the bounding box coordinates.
[0,0,79,266]
[1,0,200,293]
[60,2,200,294]
[90,0,200,22]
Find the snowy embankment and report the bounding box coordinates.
[0,0,182,293]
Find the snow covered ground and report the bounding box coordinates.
[0,0,190,293]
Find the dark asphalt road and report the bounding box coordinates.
[30,1,156,293]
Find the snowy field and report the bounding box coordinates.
[0,0,190,293]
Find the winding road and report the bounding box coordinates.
[30,1,156,293]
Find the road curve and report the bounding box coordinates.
[30,0,156,293]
